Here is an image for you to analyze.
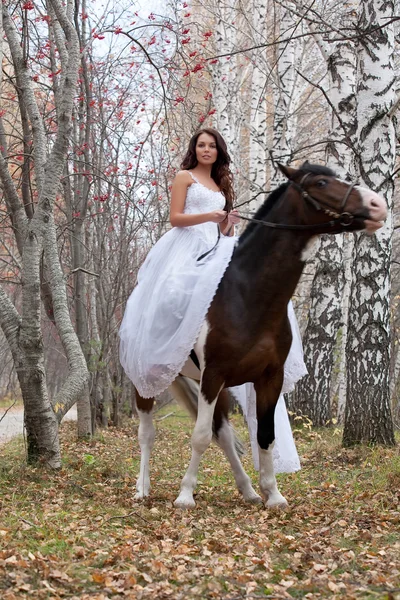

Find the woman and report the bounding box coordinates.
[119,128,306,472]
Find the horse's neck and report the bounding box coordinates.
[232,225,311,311]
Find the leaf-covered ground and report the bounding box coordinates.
[0,407,399,599]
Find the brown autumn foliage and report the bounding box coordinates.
[0,410,399,599]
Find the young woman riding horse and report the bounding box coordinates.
[120,129,387,509]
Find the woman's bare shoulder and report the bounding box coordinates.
[174,170,193,184]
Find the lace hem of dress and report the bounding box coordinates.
[282,357,308,394]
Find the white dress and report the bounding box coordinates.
[119,172,307,472]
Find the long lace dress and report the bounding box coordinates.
[119,171,307,472]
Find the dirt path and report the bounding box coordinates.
[0,405,77,445]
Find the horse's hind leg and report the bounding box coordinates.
[174,368,223,509]
[255,370,288,508]
[134,392,155,501]
[214,390,262,504]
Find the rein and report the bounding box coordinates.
[196,225,221,262]
[196,176,358,262]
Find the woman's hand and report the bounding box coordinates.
[208,209,228,223]
[220,209,240,236]
[227,209,240,225]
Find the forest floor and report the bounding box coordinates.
[0,406,399,600]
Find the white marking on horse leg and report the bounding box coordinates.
[174,391,219,509]
[134,409,155,501]
[193,321,209,370]
[259,444,288,508]
[217,419,262,504]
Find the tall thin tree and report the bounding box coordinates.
[343,0,396,446]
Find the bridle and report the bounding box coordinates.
[291,172,356,225]
[236,173,359,231]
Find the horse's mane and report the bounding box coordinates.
[238,183,289,244]
[238,162,336,244]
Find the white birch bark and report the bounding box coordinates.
[248,0,268,211]
[335,236,354,422]
[343,0,396,446]
[271,2,301,187]
[291,3,358,425]
[211,0,243,173]
[212,2,236,146]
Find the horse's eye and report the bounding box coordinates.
[316,179,327,188]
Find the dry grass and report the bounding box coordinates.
[0,406,399,599]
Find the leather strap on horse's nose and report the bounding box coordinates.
[339,182,357,211]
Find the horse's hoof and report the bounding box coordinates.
[244,493,263,504]
[134,491,149,501]
[266,496,289,510]
[174,494,196,509]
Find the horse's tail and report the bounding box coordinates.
[170,376,245,457]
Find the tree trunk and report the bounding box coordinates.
[19,362,61,467]
[271,1,301,187]
[248,0,268,212]
[212,0,243,172]
[0,0,84,464]
[291,4,357,425]
[0,285,61,467]
[43,217,89,423]
[334,236,354,423]
[69,0,93,437]
[292,236,346,425]
[73,220,92,437]
[343,0,396,447]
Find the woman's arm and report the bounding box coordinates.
[169,171,227,227]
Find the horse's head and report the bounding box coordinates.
[278,163,387,234]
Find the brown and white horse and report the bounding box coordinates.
[133,163,387,509]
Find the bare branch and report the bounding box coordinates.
[2,5,47,193]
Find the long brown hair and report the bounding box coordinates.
[180,128,234,211]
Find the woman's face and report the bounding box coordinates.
[195,133,218,166]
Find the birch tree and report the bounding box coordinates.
[211,0,243,169]
[291,1,358,425]
[271,1,302,187]
[248,0,268,207]
[343,0,396,446]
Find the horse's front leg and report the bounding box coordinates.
[134,392,155,501]
[214,390,262,504]
[255,370,288,508]
[174,369,223,509]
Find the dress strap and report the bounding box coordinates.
[188,171,200,183]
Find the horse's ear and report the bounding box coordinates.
[277,164,297,180]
